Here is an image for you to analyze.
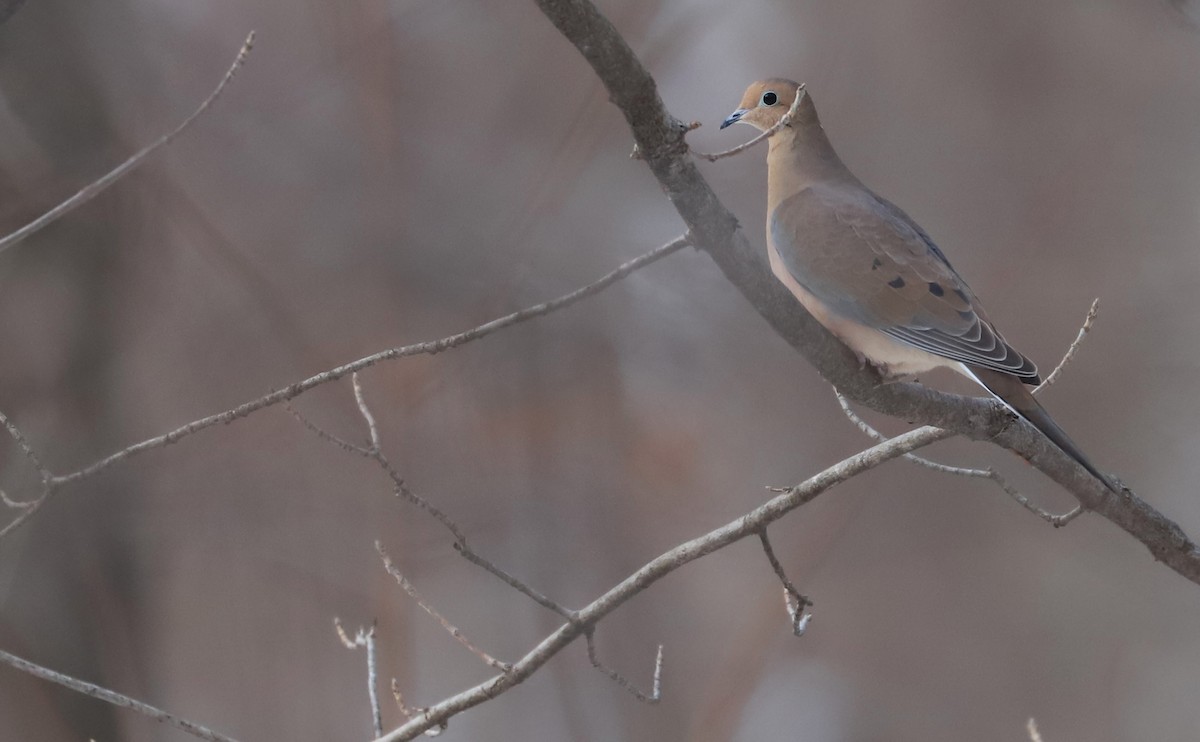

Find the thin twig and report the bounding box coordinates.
[584,631,662,703]
[374,424,946,741]
[453,543,574,618]
[692,84,806,162]
[390,680,445,736]
[1027,717,1044,742]
[1034,298,1100,394]
[0,489,34,509]
[757,529,813,636]
[0,648,240,742]
[1,234,690,538]
[835,392,955,469]
[0,32,256,257]
[0,409,50,480]
[300,374,577,618]
[285,403,372,457]
[352,373,382,453]
[334,619,384,738]
[377,542,512,673]
[834,393,1080,525]
[51,235,689,487]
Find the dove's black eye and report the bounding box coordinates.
[761,91,778,106]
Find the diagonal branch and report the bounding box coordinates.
[0,648,240,742]
[373,424,948,740]
[0,32,256,258]
[0,234,690,538]
[532,0,1200,586]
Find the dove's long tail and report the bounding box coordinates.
[965,365,1119,493]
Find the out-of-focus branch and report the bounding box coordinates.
[0,32,256,258]
[0,648,240,742]
[532,0,1200,585]
[373,424,948,741]
[0,234,690,538]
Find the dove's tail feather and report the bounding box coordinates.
[965,365,1119,493]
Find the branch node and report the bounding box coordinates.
[391,679,445,736]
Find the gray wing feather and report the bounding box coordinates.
[769,184,1038,381]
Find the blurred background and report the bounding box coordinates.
[1,0,1199,739]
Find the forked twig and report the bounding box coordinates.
[0,32,256,257]
[334,619,384,738]
[375,425,948,741]
[835,392,1081,525]
[0,234,691,539]
[692,84,806,162]
[294,372,576,619]
[585,631,663,703]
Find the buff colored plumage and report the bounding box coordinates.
[722,79,1117,492]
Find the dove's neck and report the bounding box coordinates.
[765,97,858,216]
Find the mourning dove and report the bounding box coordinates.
[722,79,1118,492]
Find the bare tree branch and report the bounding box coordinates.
[0,32,256,258]
[373,424,948,740]
[0,648,240,742]
[0,234,690,538]
[532,0,1200,585]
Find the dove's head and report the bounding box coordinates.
[720,79,807,131]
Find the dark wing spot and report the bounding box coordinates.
[888,276,905,289]
[871,258,882,270]
[958,310,974,321]
[928,282,945,297]
[953,288,969,303]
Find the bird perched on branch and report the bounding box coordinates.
[721,79,1118,492]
